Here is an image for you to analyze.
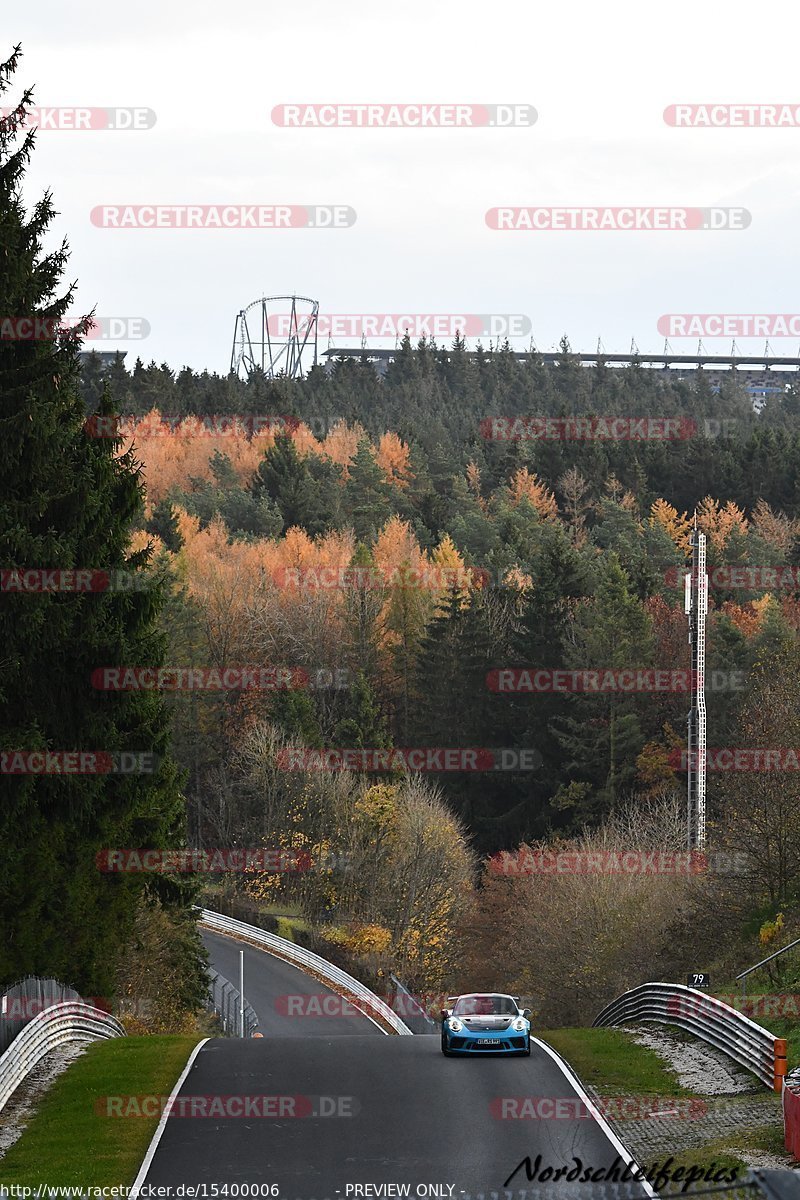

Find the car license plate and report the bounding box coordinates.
[475,1039,496,1045]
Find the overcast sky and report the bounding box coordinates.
[9,0,800,374]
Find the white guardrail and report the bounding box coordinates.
[0,1001,125,1112]
[199,909,413,1035]
[593,982,787,1091]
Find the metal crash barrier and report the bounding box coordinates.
[594,983,786,1091]
[0,1000,124,1112]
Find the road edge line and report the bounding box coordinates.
[531,1036,658,1198]
[129,1037,210,1197]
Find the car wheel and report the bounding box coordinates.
[441,1030,452,1056]
[522,1037,531,1057]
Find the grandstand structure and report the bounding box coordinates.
[321,345,800,398]
[78,338,800,400]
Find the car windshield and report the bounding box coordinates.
[452,995,519,1016]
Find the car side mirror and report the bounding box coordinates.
[441,1009,450,1021]
[522,1008,532,1018]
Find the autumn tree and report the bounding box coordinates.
[557,467,591,546]
[649,498,692,557]
[464,797,723,1026]
[508,467,558,521]
[375,431,412,489]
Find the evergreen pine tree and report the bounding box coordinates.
[551,554,653,824]
[0,49,190,992]
[331,672,389,751]
[343,439,392,542]
[146,498,183,552]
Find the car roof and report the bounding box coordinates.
[448,992,517,1000]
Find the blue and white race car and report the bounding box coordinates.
[440,992,531,1056]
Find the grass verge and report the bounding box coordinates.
[541,1028,795,1178]
[0,1035,200,1187]
[764,1016,800,1068]
[663,1120,792,1180]
[541,1027,689,1096]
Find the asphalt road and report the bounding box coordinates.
[140,1036,651,1197]
[201,928,384,1037]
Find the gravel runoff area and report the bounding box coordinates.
[0,1042,88,1160]
[587,1023,796,1170]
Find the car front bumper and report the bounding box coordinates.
[444,1025,529,1053]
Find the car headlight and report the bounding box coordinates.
[511,1016,527,1032]
[448,1017,463,1032]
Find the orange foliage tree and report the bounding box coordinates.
[649,499,692,556]
[375,432,412,489]
[696,497,748,552]
[751,499,798,556]
[508,468,558,520]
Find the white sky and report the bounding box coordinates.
[9,0,800,373]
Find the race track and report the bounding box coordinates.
[138,932,650,1199]
[201,928,384,1037]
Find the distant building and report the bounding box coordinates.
[78,350,127,373]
